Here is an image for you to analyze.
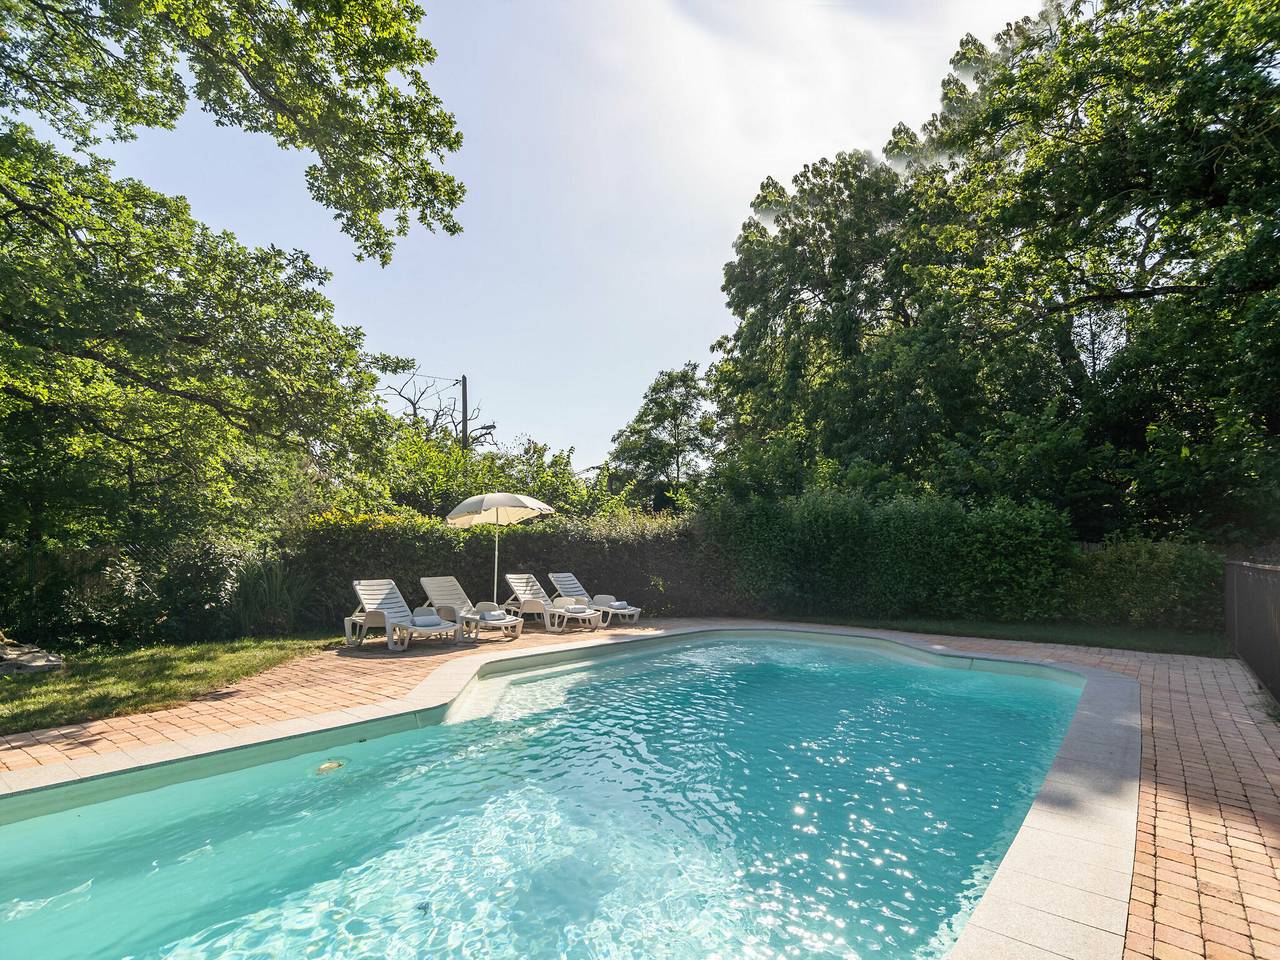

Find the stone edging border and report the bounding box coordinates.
[0,621,1140,960]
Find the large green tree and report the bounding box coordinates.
[912,0,1280,538]
[0,0,465,640]
[385,429,625,520]
[709,0,1280,540]
[1,0,463,260]
[610,362,714,508]
[709,153,989,501]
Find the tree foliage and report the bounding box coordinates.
[609,362,715,508]
[708,0,1280,541]
[384,428,627,520]
[0,0,467,641]
[1,0,463,260]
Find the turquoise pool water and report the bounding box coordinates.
[0,634,1080,960]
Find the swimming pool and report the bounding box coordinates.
[0,632,1082,959]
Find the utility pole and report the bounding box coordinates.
[460,374,469,450]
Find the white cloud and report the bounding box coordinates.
[519,0,1031,214]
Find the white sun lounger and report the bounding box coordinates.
[421,576,523,642]
[548,572,642,626]
[348,579,460,651]
[504,573,602,632]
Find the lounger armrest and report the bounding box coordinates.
[435,603,461,622]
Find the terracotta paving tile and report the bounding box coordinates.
[1155,923,1205,952]
[1204,922,1255,954]
[1153,940,1204,960]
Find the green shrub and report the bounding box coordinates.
[951,499,1075,621]
[150,541,241,643]
[858,497,969,618]
[232,558,317,636]
[0,541,242,648]
[707,494,1074,622]
[290,499,1223,634]
[287,509,740,628]
[1063,539,1223,631]
[700,498,801,611]
[9,498,1225,646]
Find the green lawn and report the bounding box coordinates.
[809,617,1229,658]
[0,635,339,736]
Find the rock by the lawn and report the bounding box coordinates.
[0,642,63,674]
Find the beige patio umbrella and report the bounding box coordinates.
[445,492,556,601]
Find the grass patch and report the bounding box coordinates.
[808,617,1229,658]
[0,635,339,736]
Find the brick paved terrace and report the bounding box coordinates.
[3,618,1279,959]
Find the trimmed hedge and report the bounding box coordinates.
[703,492,1077,622]
[288,510,742,628]
[6,496,1224,648]
[289,496,1225,634]
[1062,538,1224,630]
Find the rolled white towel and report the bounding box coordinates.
[480,610,508,622]
[609,600,630,610]
[412,614,443,628]
[565,604,589,615]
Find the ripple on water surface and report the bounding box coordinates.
[0,635,1080,960]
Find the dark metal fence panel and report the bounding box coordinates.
[1228,561,1280,700]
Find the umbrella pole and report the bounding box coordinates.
[493,524,499,603]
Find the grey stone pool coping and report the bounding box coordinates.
[0,622,1139,960]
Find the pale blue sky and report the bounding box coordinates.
[101,0,1031,468]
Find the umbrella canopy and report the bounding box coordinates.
[445,493,555,601]
[445,492,555,529]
